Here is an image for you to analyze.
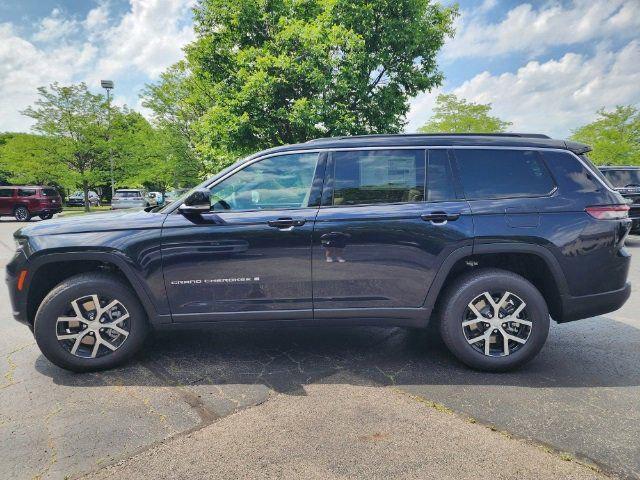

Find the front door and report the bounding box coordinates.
[312,148,473,318]
[161,152,323,322]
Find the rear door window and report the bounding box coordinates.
[454,149,555,199]
[0,188,13,198]
[331,149,425,206]
[17,189,37,197]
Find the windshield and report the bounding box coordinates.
[115,191,142,198]
[602,169,640,188]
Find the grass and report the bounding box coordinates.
[60,205,112,217]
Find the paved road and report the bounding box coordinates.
[0,217,638,479]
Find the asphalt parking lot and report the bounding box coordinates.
[1,218,639,479]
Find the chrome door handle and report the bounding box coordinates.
[267,218,306,229]
[421,212,461,224]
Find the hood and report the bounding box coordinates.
[15,209,166,238]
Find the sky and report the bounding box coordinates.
[0,0,638,138]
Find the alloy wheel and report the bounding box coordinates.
[15,207,28,221]
[462,291,532,357]
[55,294,130,359]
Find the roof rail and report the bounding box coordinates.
[307,133,551,143]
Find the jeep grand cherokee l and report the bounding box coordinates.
[6,134,632,372]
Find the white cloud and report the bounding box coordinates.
[0,23,95,131]
[83,3,110,32]
[407,40,640,138]
[444,0,640,60]
[0,1,195,132]
[90,0,195,81]
[33,8,79,42]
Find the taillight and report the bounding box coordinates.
[585,205,630,220]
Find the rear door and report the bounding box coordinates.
[312,148,473,318]
[0,188,14,215]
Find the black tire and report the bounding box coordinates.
[34,272,149,372]
[39,212,53,220]
[14,205,31,221]
[439,268,550,372]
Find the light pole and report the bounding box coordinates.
[101,80,115,198]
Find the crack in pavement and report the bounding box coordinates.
[0,342,34,390]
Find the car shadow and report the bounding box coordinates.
[37,315,640,394]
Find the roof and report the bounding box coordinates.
[249,133,591,159]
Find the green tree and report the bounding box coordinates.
[419,94,512,133]
[0,133,74,188]
[111,109,194,192]
[22,83,109,211]
[143,0,457,172]
[570,106,640,166]
[141,62,205,184]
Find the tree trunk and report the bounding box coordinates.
[82,180,90,213]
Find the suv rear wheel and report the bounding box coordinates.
[34,272,149,372]
[439,268,550,372]
[14,205,30,221]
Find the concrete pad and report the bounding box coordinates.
[85,373,605,480]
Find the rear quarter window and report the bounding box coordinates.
[41,188,59,196]
[540,151,602,193]
[453,149,555,199]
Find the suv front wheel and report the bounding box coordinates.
[34,272,149,372]
[439,268,550,372]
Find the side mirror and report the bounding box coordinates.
[179,188,211,215]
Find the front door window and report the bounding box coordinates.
[209,152,319,211]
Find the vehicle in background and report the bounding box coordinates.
[147,191,164,207]
[599,166,640,234]
[66,190,101,207]
[110,189,149,210]
[0,186,62,221]
[164,188,189,205]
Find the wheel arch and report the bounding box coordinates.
[424,243,568,323]
[24,251,162,327]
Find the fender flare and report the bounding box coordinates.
[421,242,569,320]
[24,250,166,325]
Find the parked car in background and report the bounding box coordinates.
[110,189,149,210]
[0,186,62,221]
[599,166,640,234]
[147,191,164,207]
[66,190,101,207]
[6,134,632,372]
[164,188,189,205]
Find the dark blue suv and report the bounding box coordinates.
[6,134,632,372]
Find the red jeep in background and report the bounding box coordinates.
[0,186,63,221]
